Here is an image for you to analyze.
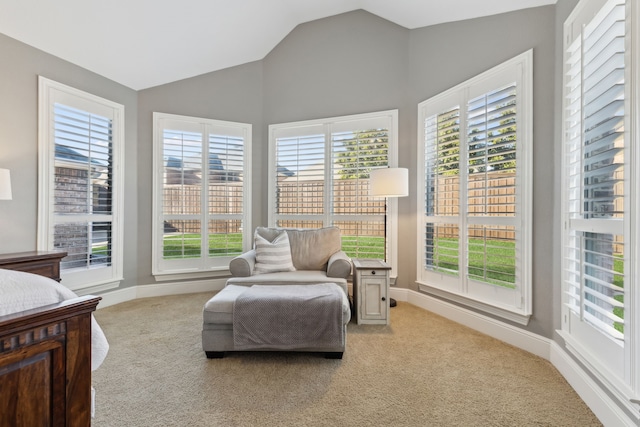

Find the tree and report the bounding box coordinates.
[334,129,389,179]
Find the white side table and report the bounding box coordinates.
[352,258,391,325]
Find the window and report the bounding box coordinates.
[417,51,532,324]
[561,0,639,410]
[268,110,399,273]
[38,77,124,291]
[152,113,252,277]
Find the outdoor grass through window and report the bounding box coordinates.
[163,233,243,258]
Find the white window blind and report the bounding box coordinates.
[558,4,640,409]
[38,77,124,291]
[424,106,461,277]
[331,128,388,259]
[269,110,398,267]
[54,104,114,270]
[418,51,532,324]
[153,113,251,276]
[563,0,626,344]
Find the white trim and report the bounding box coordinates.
[392,288,546,357]
[96,278,226,309]
[416,282,531,325]
[551,341,640,427]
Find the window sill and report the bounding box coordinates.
[417,282,531,326]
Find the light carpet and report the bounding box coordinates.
[91,292,600,426]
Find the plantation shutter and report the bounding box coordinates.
[423,106,461,278]
[273,125,326,229]
[269,111,398,263]
[418,51,532,323]
[162,126,204,260]
[154,113,251,275]
[563,0,626,342]
[466,84,518,288]
[331,127,388,259]
[53,104,114,272]
[207,133,245,257]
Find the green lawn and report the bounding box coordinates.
[429,237,516,288]
[612,255,624,334]
[163,233,243,258]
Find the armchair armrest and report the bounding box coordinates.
[229,249,256,277]
[327,250,351,279]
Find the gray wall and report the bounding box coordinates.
[0,33,140,288]
[137,61,264,285]
[408,7,556,337]
[0,6,557,336]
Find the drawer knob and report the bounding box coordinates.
[371,270,376,275]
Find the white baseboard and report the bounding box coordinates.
[96,278,226,309]
[550,342,638,427]
[390,288,550,359]
[389,288,638,427]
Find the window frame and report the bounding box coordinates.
[152,112,252,279]
[267,110,400,276]
[416,50,533,325]
[560,0,640,412]
[37,76,125,292]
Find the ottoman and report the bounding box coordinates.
[202,283,350,359]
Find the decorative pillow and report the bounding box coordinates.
[253,229,296,275]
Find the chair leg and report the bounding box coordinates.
[205,351,225,359]
[325,352,343,359]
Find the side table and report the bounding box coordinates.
[352,258,391,325]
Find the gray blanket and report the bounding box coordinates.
[232,283,344,350]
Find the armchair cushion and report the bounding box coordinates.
[285,227,342,271]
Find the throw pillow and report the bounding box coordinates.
[253,229,296,274]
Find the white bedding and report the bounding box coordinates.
[0,268,109,371]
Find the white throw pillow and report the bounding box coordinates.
[253,229,296,274]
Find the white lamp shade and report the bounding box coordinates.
[0,169,11,200]
[369,167,408,197]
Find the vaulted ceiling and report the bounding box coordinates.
[0,0,555,90]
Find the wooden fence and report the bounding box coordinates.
[162,173,518,239]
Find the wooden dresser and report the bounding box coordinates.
[0,250,67,282]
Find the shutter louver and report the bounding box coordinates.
[274,133,326,229]
[424,107,461,276]
[53,103,114,271]
[564,0,626,342]
[162,129,203,259]
[208,134,244,257]
[332,129,388,259]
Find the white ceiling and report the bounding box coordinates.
[0,0,555,90]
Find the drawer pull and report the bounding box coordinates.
[371,270,376,275]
